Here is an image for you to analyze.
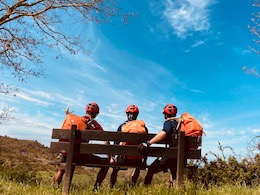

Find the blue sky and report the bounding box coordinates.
[1,0,260,160]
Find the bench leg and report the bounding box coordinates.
[62,125,77,195]
[176,131,185,188]
[62,165,75,195]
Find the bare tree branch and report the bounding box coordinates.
[0,82,19,95]
[0,106,14,125]
[0,0,124,81]
[248,1,260,54]
[0,0,130,123]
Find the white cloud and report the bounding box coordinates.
[196,111,258,159]
[198,112,214,129]
[190,89,205,93]
[252,128,260,134]
[105,103,124,114]
[17,89,78,108]
[0,111,60,146]
[70,53,108,74]
[16,93,50,106]
[163,0,214,38]
[29,90,52,99]
[191,40,205,48]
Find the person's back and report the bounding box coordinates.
[53,102,109,190]
[138,103,178,185]
[110,105,148,187]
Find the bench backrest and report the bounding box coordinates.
[50,127,201,159]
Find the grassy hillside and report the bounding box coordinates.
[0,135,55,172]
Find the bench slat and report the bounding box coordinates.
[81,143,178,158]
[50,141,69,153]
[50,142,201,159]
[51,129,199,146]
[49,161,146,169]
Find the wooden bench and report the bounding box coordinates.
[50,125,202,194]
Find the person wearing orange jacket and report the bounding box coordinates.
[110,104,148,187]
[53,102,109,190]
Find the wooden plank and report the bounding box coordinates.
[185,136,202,148]
[52,129,159,143]
[51,129,200,147]
[81,130,156,143]
[187,149,201,159]
[50,142,69,153]
[50,142,201,159]
[52,129,71,139]
[52,129,199,144]
[50,143,200,161]
[176,131,185,188]
[52,129,198,146]
[62,125,77,195]
[77,163,146,169]
[80,144,178,158]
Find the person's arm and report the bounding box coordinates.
[149,130,167,145]
[64,105,70,115]
[138,121,171,150]
[114,123,124,145]
[148,120,173,145]
[137,130,167,152]
[145,126,148,133]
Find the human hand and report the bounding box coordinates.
[137,142,150,154]
[64,105,73,115]
[138,142,148,150]
[109,156,117,164]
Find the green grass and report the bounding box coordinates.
[0,171,259,195]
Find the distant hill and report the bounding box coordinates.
[0,135,56,172]
[0,135,98,175]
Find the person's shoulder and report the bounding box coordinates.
[117,121,127,132]
[163,119,177,128]
[92,119,101,125]
[121,121,128,125]
[164,120,172,125]
[118,121,127,128]
[92,119,103,130]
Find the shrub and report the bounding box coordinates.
[189,142,260,187]
[0,165,39,185]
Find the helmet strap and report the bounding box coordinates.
[86,112,97,120]
[127,113,138,121]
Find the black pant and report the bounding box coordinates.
[144,157,177,185]
[110,167,141,187]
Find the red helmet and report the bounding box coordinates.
[86,102,99,115]
[162,104,177,115]
[126,104,139,114]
